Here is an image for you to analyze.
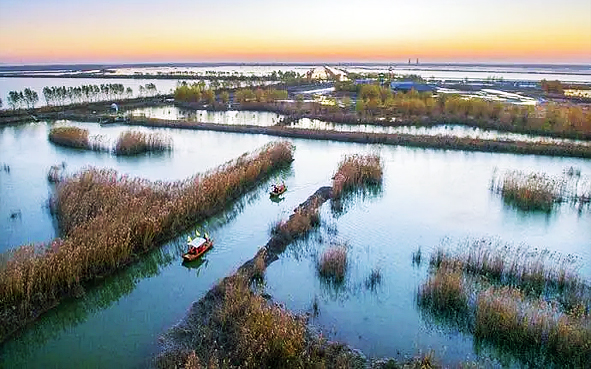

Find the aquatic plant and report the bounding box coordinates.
[418,266,468,315]
[155,273,365,369]
[491,170,565,212]
[113,130,172,155]
[271,197,322,243]
[475,286,591,367]
[421,239,591,367]
[317,244,348,283]
[332,154,383,198]
[0,141,294,343]
[365,267,383,290]
[430,238,586,299]
[48,126,91,150]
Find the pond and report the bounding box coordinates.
[0,121,590,368]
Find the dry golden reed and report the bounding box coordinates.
[332,154,383,198]
[0,141,294,342]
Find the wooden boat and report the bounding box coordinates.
[270,184,287,197]
[182,237,213,262]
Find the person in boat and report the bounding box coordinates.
[272,184,278,193]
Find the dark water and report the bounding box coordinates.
[0,120,590,368]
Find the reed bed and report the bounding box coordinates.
[317,244,348,283]
[332,154,383,198]
[0,141,294,342]
[48,126,91,150]
[491,169,591,212]
[418,266,469,314]
[475,286,590,367]
[421,239,591,366]
[430,239,585,299]
[113,130,172,155]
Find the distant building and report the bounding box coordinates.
[390,81,436,93]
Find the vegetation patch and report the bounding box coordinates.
[113,130,172,155]
[332,154,383,199]
[420,238,591,367]
[0,141,294,343]
[490,169,591,212]
[48,126,92,150]
[317,244,348,283]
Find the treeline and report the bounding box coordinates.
[173,83,288,105]
[41,83,158,106]
[4,83,159,109]
[6,89,39,109]
[234,88,288,103]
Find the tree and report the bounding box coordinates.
[0,96,3,109]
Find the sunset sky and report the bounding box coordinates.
[1,0,590,64]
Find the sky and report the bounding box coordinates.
[0,0,590,64]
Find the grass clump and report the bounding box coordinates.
[113,130,172,155]
[317,244,348,283]
[490,169,591,212]
[422,239,591,367]
[431,238,584,299]
[332,154,383,199]
[48,126,91,150]
[418,266,468,315]
[0,141,294,343]
[475,286,591,367]
[365,268,382,290]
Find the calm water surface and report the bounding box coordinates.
[0,121,590,368]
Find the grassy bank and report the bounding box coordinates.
[0,141,294,343]
[420,239,591,367]
[126,117,591,159]
[114,130,172,155]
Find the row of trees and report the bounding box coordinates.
[173,82,217,104]
[4,83,160,109]
[6,89,39,109]
[42,84,132,106]
[234,88,288,104]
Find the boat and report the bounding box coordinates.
[270,184,287,197]
[182,237,213,262]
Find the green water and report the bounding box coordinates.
[1,120,590,368]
